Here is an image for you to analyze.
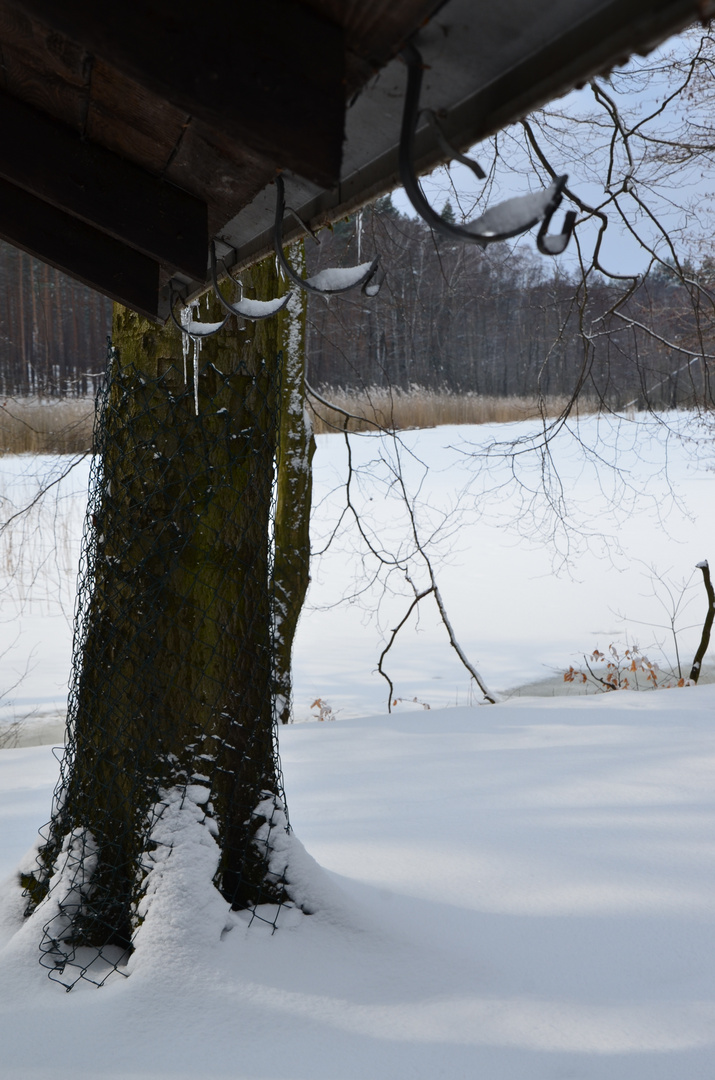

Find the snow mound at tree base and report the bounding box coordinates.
[1,690,715,1079]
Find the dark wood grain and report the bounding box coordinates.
[311,0,444,90]
[86,58,189,175]
[8,0,346,187]
[0,2,88,127]
[0,87,208,277]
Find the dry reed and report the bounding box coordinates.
[0,397,95,454]
[0,389,601,453]
[308,387,598,434]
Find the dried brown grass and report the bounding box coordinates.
[0,397,94,454]
[0,389,600,452]
[309,387,598,434]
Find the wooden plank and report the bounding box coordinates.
[86,61,275,235]
[165,121,272,235]
[0,176,161,320]
[0,3,89,130]
[0,44,87,128]
[0,3,88,93]
[0,87,208,278]
[9,0,347,188]
[86,57,189,174]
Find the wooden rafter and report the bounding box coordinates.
[8,0,347,188]
[0,88,208,279]
[0,176,161,320]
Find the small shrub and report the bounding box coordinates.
[311,697,336,721]
[565,643,691,692]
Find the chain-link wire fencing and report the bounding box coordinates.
[21,299,293,988]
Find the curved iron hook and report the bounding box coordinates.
[170,287,229,338]
[399,42,576,255]
[274,175,381,295]
[423,109,486,182]
[210,242,292,319]
[537,206,578,256]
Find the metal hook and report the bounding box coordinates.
[170,287,229,338]
[399,42,576,255]
[423,109,486,182]
[210,242,292,320]
[284,206,321,245]
[274,175,381,296]
[537,206,578,256]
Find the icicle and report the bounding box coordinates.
[274,176,379,296]
[192,331,203,416]
[356,208,363,263]
[180,300,201,385]
[177,299,203,414]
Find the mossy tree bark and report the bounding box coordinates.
[24,260,290,951]
[274,243,315,724]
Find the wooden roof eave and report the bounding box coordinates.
[0,0,712,321]
[189,0,712,317]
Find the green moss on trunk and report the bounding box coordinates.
[274,243,315,724]
[25,260,288,949]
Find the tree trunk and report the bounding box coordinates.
[23,260,290,964]
[689,560,715,683]
[273,243,315,724]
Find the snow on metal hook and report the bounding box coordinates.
[210,242,292,320]
[274,175,382,296]
[169,287,229,339]
[399,42,576,255]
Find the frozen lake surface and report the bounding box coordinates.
[2,411,715,741]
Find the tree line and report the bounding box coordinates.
[0,239,112,397]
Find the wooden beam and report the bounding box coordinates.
[0,176,161,320]
[9,0,346,189]
[0,88,208,279]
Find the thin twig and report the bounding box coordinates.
[377,587,434,712]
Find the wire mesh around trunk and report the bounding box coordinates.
[22,306,292,988]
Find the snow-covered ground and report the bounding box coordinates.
[2,412,715,1076]
[2,690,715,1079]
